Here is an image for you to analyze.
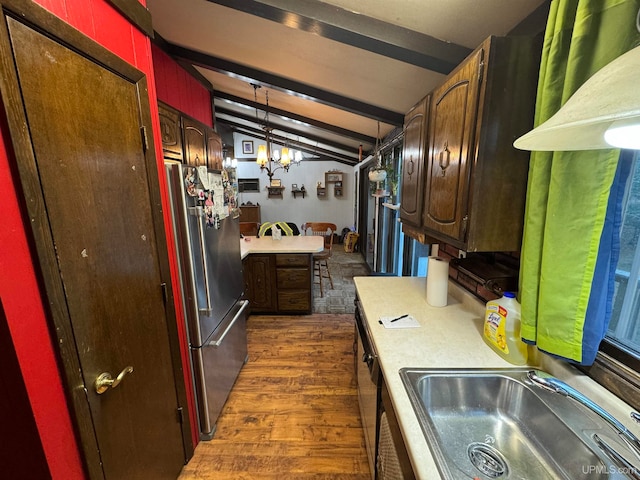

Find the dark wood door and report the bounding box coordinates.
[423,49,482,242]
[244,255,277,312]
[158,101,184,162]
[207,129,224,170]
[399,95,430,227]
[182,116,207,167]
[1,12,186,480]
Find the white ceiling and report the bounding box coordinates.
[146,0,549,165]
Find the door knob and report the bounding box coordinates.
[95,366,134,394]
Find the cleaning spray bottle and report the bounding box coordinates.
[483,292,528,365]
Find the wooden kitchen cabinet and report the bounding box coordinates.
[275,254,312,313]
[243,255,277,313]
[182,116,207,167]
[422,46,482,245]
[239,204,261,223]
[243,253,312,314]
[206,129,224,170]
[158,104,223,170]
[422,35,539,252]
[399,95,430,227]
[158,102,183,162]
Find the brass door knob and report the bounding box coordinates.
[94,366,134,394]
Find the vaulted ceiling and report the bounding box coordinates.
[147,0,550,166]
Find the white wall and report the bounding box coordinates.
[236,159,356,233]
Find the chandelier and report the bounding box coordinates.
[252,84,302,180]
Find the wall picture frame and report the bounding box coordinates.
[242,140,254,155]
[270,179,282,187]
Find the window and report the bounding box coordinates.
[586,150,640,409]
[607,152,640,358]
[238,178,260,192]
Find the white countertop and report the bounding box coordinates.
[354,276,640,480]
[240,235,323,259]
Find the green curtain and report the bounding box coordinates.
[519,0,640,364]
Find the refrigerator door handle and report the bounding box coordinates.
[209,300,249,347]
[191,206,213,315]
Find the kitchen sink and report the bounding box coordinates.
[400,368,639,479]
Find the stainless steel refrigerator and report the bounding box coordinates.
[165,163,248,440]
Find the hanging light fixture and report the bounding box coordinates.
[514,44,640,152]
[368,122,387,188]
[251,84,299,179]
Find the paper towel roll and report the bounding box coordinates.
[426,256,449,307]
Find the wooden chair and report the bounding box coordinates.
[302,222,337,297]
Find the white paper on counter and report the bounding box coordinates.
[378,315,420,329]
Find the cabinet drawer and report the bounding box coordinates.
[276,268,310,289]
[276,254,309,267]
[277,290,311,311]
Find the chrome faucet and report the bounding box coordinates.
[527,370,640,465]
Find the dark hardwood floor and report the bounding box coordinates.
[178,314,371,479]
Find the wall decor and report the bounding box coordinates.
[242,140,254,155]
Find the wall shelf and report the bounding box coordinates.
[291,189,306,198]
[325,171,344,198]
[266,186,285,198]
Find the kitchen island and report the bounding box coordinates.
[240,234,323,259]
[241,235,323,314]
[354,276,640,479]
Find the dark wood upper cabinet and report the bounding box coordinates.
[399,95,430,227]
[159,106,222,170]
[422,35,540,252]
[158,102,183,162]
[182,116,207,167]
[206,129,223,170]
[423,48,482,244]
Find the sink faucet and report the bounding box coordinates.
[527,370,640,464]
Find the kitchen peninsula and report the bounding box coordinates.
[241,235,323,314]
[354,276,640,479]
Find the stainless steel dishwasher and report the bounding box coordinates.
[355,298,380,479]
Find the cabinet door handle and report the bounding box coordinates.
[407,155,415,177]
[439,142,451,176]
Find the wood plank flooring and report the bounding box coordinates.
[178,314,371,479]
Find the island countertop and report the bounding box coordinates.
[240,235,323,259]
[354,276,640,480]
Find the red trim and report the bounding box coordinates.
[146,69,200,449]
[0,97,84,479]
[151,44,213,127]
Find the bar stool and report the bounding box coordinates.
[302,222,337,297]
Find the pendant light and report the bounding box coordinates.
[251,84,301,179]
[368,122,387,182]
[514,44,640,152]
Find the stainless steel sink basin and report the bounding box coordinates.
[400,368,637,479]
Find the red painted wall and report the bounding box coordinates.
[152,43,214,127]
[0,1,198,478]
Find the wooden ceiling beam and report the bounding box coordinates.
[206,0,471,74]
[165,42,404,126]
[214,92,377,145]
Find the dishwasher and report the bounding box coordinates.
[355,298,380,479]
